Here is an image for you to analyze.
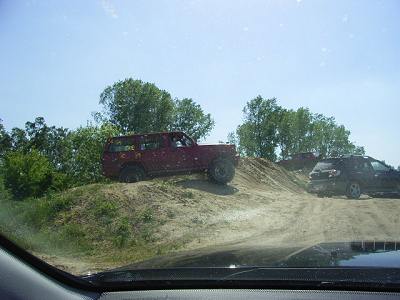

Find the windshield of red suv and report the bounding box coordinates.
[1,0,400,289]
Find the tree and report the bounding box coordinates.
[309,114,365,158]
[10,127,28,151]
[0,119,12,158]
[227,131,238,146]
[23,117,70,169]
[235,96,282,160]
[62,122,120,184]
[234,97,365,161]
[99,78,214,140]
[170,98,214,140]
[99,78,175,134]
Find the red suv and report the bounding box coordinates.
[102,131,239,184]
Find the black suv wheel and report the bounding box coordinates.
[119,166,145,183]
[208,158,235,184]
[346,181,361,199]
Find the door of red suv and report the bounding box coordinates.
[137,135,169,174]
[166,133,196,172]
[103,137,136,178]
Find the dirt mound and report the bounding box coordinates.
[1,158,309,274]
[235,157,306,193]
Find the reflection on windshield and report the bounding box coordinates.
[0,1,399,282]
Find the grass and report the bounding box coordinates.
[0,182,180,271]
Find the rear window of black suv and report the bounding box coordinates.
[312,159,339,171]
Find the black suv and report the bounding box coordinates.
[308,155,400,199]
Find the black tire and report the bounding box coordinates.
[208,158,235,184]
[346,181,361,199]
[119,166,145,183]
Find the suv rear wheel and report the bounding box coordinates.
[346,181,361,199]
[119,166,145,183]
[208,158,235,184]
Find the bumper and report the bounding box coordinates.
[308,179,346,194]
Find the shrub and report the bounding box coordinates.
[3,150,54,199]
[0,176,12,201]
[113,217,130,248]
[50,172,72,192]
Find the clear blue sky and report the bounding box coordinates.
[1,0,399,166]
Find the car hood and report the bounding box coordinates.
[114,241,400,270]
[83,242,400,288]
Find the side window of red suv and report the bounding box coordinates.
[170,133,193,148]
[139,136,164,151]
[109,138,135,152]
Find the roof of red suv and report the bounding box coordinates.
[108,131,186,140]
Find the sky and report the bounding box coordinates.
[0,0,399,166]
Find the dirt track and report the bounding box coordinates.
[176,159,400,252]
[180,162,400,251]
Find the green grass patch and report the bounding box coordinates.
[0,182,184,273]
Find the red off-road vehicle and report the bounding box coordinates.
[102,131,239,184]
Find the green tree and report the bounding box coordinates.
[10,127,28,151]
[277,108,314,159]
[235,96,282,160]
[0,119,12,158]
[276,109,294,159]
[170,98,215,140]
[23,117,70,169]
[62,122,120,184]
[3,150,54,199]
[227,131,238,146]
[99,78,175,133]
[235,97,365,161]
[99,78,214,140]
[309,114,365,158]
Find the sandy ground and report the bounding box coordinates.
[163,158,400,251]
[34,158,400,274]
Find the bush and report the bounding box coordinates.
[3,150,54,199]
[0,176,12,202]
[50,172,72,191]
[22,193,74,229]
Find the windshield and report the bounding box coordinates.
[1,0,400,288]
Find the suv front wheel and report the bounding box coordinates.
[119,166,145,183]
[208,158,235,184]
[346,181,361,199]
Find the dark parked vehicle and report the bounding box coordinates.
[308,155,400,199]
[278,152,320,170]
[102,131,239,184]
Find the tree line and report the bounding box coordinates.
[0,78,364,199]
[228,96,365,161]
